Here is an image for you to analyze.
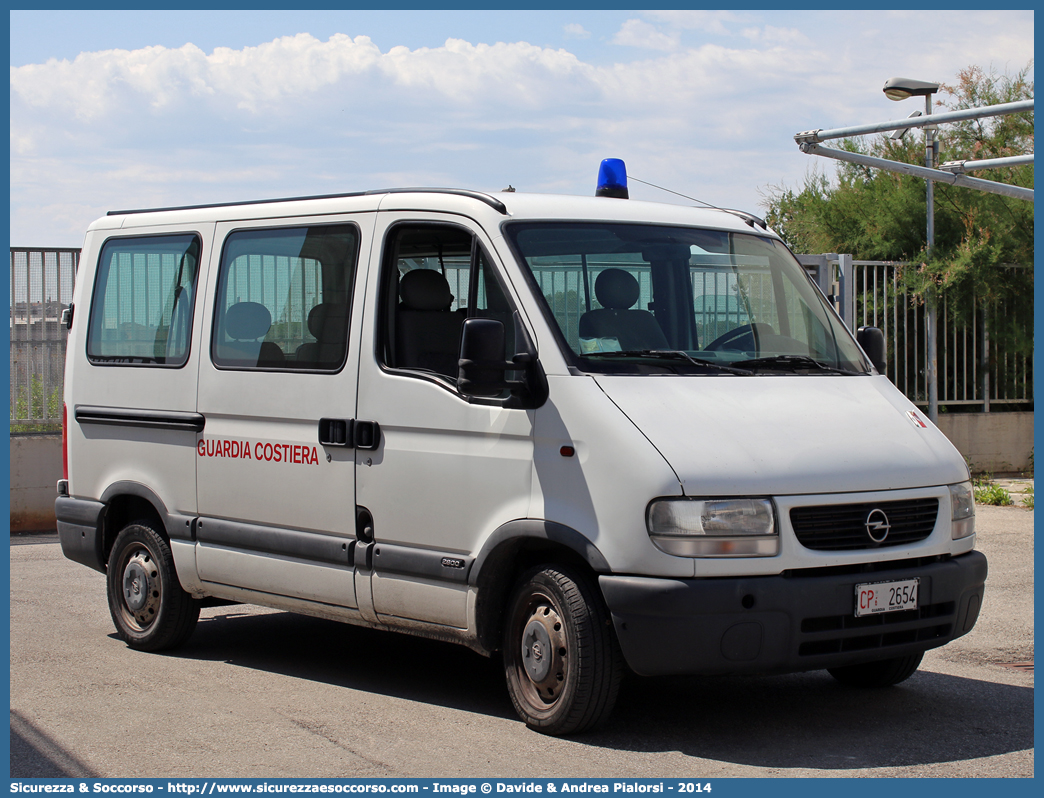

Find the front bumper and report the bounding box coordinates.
[600,551,987,676]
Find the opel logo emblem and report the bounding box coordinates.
[865,509,891,544]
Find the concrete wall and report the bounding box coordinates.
[7,411,1035,532]
[935,411,1034,476]
[10,434,62,532]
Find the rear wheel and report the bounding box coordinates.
[106,521,200,651]
[503,565,623,735]
[828,652,924,687]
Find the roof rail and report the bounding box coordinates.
[107,187,509,217]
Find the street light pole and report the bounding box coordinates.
[884,77,941,422]
[924,92,938,423]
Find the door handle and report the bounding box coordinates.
[318,418,381,449]
[354,420,381,450]
[318,418,352,447]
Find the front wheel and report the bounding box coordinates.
[828,652,924,687]
[106,521,200,651]
[503,565,623,735]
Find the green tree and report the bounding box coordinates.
[763,64,1033,354]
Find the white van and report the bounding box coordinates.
[56,164,986,735]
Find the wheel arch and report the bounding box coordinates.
[98,481,187,567]
[470,519,611,654]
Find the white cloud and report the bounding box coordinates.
[8,32,838,243]
[10,34,597,122]
[642,11,749,36]
[563,23,590,40]
[9,13,1035,245]
[610,19,679,52]
[741,26,810,46]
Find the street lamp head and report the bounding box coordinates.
[883,77,941,101]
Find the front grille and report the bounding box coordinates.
[790,498,939,551]
[798,601,955,656]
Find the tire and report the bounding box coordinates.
[106,521,200,652]
[828,652,924,688]
[503,565,623,735]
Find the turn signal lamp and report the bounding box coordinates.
[596,158,629,199]
[949,481,976,540]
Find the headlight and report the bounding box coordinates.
[647,498,778,557]
[949,481,976,540]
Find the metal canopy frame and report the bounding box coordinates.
[793,95,1033,423]
[796,143,1033,201]
[794,99,1034,202]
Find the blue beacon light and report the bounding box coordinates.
[595,158,629,199]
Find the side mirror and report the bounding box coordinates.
[458,318,507,398]
[458,315,548,407]
[856,326,886,373]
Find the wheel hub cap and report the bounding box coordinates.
[123,559,150,611]
[522,618,554,683]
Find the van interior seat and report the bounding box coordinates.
[222,301,285,366]
[579,268,669,351]
[296,302,349,368]
[395,269,465,377]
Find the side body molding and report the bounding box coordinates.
[75,405,206,433]
[196,517,352,566]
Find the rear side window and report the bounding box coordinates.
[212,224,358,371]
[87,234,201,366]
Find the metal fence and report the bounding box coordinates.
[10,249,78,429]
[852,260,1032,410]
[801,254,1032,411]
[9,248,1032,428]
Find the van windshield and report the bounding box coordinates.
[505,222,869,375]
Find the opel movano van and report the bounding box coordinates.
[57,164,986,735]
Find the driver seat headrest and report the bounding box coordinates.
[595,269,640,310]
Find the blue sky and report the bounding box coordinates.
[9,9,1035,246]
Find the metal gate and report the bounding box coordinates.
[10,248,78,429]
[799,253,1032,411]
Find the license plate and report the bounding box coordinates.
[854,578,919,617]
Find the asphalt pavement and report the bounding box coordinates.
[9,503,1033,779]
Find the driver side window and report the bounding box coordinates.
[380,224,516,383]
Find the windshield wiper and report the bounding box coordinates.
[585,350,752,375]
[737,355,863,375]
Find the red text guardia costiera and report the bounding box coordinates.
[197,438,320,465]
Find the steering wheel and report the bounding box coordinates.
[704,322,775,351]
